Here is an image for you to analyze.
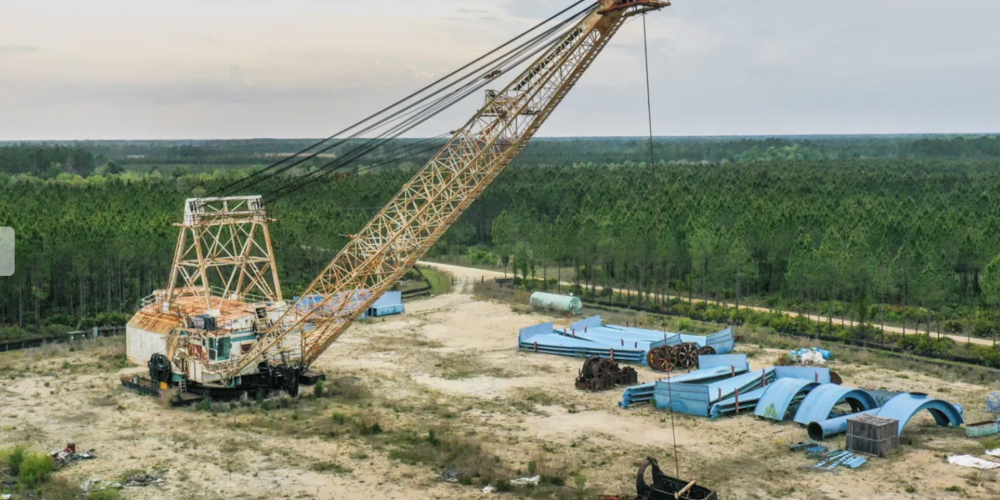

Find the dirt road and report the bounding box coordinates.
[418,261,994,347]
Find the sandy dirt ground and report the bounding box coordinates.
[1,273,997,500]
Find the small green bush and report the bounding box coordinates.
[19,452,56,489]
[1,444,28,474]
[195,398,212,412]
[88,490,123,500]
[313,379,325,398]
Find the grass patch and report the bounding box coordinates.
[388,427,505,478]
[310,461,352,474]
[319,377,368,401]
[416,266,453,296]
[435,353,512,380]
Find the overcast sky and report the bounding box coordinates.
[1,0,998,140]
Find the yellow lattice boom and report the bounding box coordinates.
[222,0,671,379]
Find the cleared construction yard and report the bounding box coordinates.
[1,267,997,500]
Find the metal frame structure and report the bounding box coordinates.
[210,0,672,381]
[164,196,283,314]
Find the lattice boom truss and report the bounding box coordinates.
[221,0,669,379]
[165,196,283,313]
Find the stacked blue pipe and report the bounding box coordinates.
[620,383,655,409]
[518,322,646,363]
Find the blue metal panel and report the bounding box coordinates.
[664,364,749,384]
[372,291,403,309]
[754,378,821,421]
[620,382,656,409]
[871,393,965,436]
[653,383,711,417]
[705,367,775,403]
[793,384,879,425]
[518,324,647,363]
[698,354,749,372]
[657,369,775,417]
[569,315,604,332]
[372,304,405,316]
[519,322,556,343]
[568,328,667,351]
[774,366,832,383]
[710,386,768,419]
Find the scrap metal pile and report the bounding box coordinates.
[636,457,717,500]
[645,343,715,372]
[575,356,638,391]
[790,442,868,471]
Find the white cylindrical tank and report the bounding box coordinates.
[530,292,583,315]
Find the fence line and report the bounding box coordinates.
[0,327,126,353]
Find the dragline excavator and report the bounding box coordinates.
[124,0,671,398]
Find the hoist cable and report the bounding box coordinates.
[231,5,590,197]
[212,0,592,197]
[263,11,591,202]
[642,11,678,479]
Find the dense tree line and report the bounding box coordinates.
[0,145,97,177]
[5,143,1000,347]
[457,159,1000,341]
[6,135,1000,177]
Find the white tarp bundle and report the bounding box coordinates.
[948,455,1000,470]
[799,350,827,365]
[986,448,1000,458]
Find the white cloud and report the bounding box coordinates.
[0,0,998,139]
[0,44,38,56]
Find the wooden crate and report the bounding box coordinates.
[846,414,900,458]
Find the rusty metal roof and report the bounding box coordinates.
[128,293,257,336]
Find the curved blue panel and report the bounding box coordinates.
[754,379,821,421]
[874,393,965,436]
[807,393,966,440]
[793,384,879,425]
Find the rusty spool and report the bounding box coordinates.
[675,343,701,370]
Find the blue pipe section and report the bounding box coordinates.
[754,378,822,422]
[792,384,879,425]
[807,393,965,440]
[806,409,878,440]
